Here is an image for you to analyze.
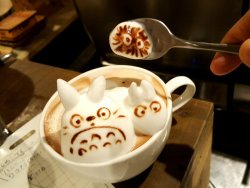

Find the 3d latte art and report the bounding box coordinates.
[109,21,152,59]
[57,76,167,163]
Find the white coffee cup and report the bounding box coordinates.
[39,65,195,183]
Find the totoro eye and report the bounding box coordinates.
[122,34,132,46]
[97,107,111,120]
[134,105,147,117]
[70,114,84,128]
[150,101,161,113]
[136,39,144,49]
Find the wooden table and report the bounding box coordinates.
[0,60,214,188]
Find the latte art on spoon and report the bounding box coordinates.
[109,21,152,59]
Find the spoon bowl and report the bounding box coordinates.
[109,18,240,60]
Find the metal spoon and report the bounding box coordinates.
[110,18,239,60]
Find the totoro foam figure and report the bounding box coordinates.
[57,76,137,163]
[105,79,168,136]
[126,80,168,135]
[109,21,153,59]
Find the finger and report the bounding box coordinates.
[210,10,250,75]
[221,10,250,44]
[239,38,250,67]
[210,53,241,75]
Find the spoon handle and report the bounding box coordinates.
[175,38,240,55]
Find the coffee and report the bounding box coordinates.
[43,68,168,163]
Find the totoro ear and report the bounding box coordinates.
[128,82,143,105]
[140,80,156,101]
[87,76,106,102]
[57,79,80,110]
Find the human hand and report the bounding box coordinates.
[210,10,250,75]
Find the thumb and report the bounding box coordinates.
[239,38,250,67]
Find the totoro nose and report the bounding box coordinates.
[86,116,96,122]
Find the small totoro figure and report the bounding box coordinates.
[57,76,136,163]
[127,80,168,135]
[105,79,168,136]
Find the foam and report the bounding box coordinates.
[109,21,152,59]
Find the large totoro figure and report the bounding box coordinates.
[57,76,136,163]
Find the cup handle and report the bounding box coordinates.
[165,76,196,112]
